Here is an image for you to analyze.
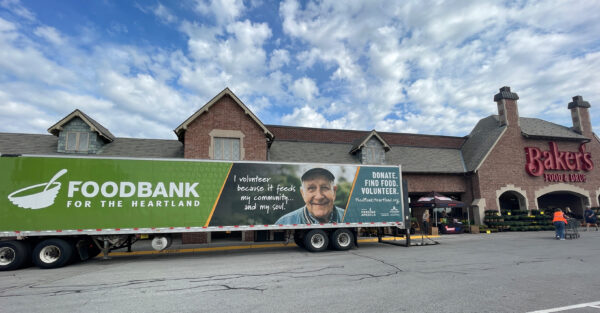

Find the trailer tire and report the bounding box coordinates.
[33,238,73,269]
[303,229,329,252]
[330,228,354,251]
[0,241,31,271]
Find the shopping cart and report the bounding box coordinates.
[565,218,580,239]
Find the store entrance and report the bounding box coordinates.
[499,191,526,211]
[537,192,588,219]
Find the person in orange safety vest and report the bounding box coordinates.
[553,208,568,240]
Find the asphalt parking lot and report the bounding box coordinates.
[1,230,600,313]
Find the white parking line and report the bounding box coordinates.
[528,301,600,312]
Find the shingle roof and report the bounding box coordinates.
[269,140,465,173]
[0,133,182,158]
[520,117,589,141]
[100,138,183,158]
[386,146,465,173]
[461,115,590,172]
[267,125,466,148]
[269,141,359,164]
[47,109,115,142]
[2,113,588,173]
[0,133,59,155]
[461,116,506,172]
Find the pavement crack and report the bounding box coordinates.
[348,251,403,280]
[162,284,266,293]
[0,266,343,297]
[515,260,545,265]
[350,251,403,273]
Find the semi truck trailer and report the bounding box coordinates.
[0,155,408,271]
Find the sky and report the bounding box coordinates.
[1,0,600,140]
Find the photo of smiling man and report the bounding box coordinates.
[275,168,345,224]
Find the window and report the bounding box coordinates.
[209,130,245,160]
[213,137,240,160]
[65,132,90,152]
[361,138,385,164]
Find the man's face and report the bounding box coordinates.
[301,176,337,221]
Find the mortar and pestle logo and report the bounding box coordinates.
[8,169,68,210]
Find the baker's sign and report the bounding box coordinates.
[525,142,593,182]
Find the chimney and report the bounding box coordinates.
[494,86,520,127]
[568,95,592,135]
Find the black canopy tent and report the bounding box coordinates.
[410,192,465,209]
[410,192,468,229]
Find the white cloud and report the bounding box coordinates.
[177,14,289,106]
[280,0,600,135]
[153,3,177,24]
[33,26,64,45]
[108,22,128,35]
[221,20,271,73]
[97,70,188,124]
[0,26,77,87]
[0,89,52,133]
[281,105,328,128]
[194,0,245,24]
[291,77,318,101]
[0,0,35,21]
[93,111,176,139]
[1,1,600,142]
[269,49,290,70]
[0,17,16,32]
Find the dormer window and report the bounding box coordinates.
[66,132,89,152]
[361,138,385,164]
[350,130,390,165]
[48,109,115,154]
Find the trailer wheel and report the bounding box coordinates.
[0,241,31,271]
[303,229,329,252]
[330,228,354,251]
[33,239,73,269]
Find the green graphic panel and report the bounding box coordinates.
[0,157,231,230]
[344,166,403,222]
[0,157,404,232]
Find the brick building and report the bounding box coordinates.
[1,86,598,241]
